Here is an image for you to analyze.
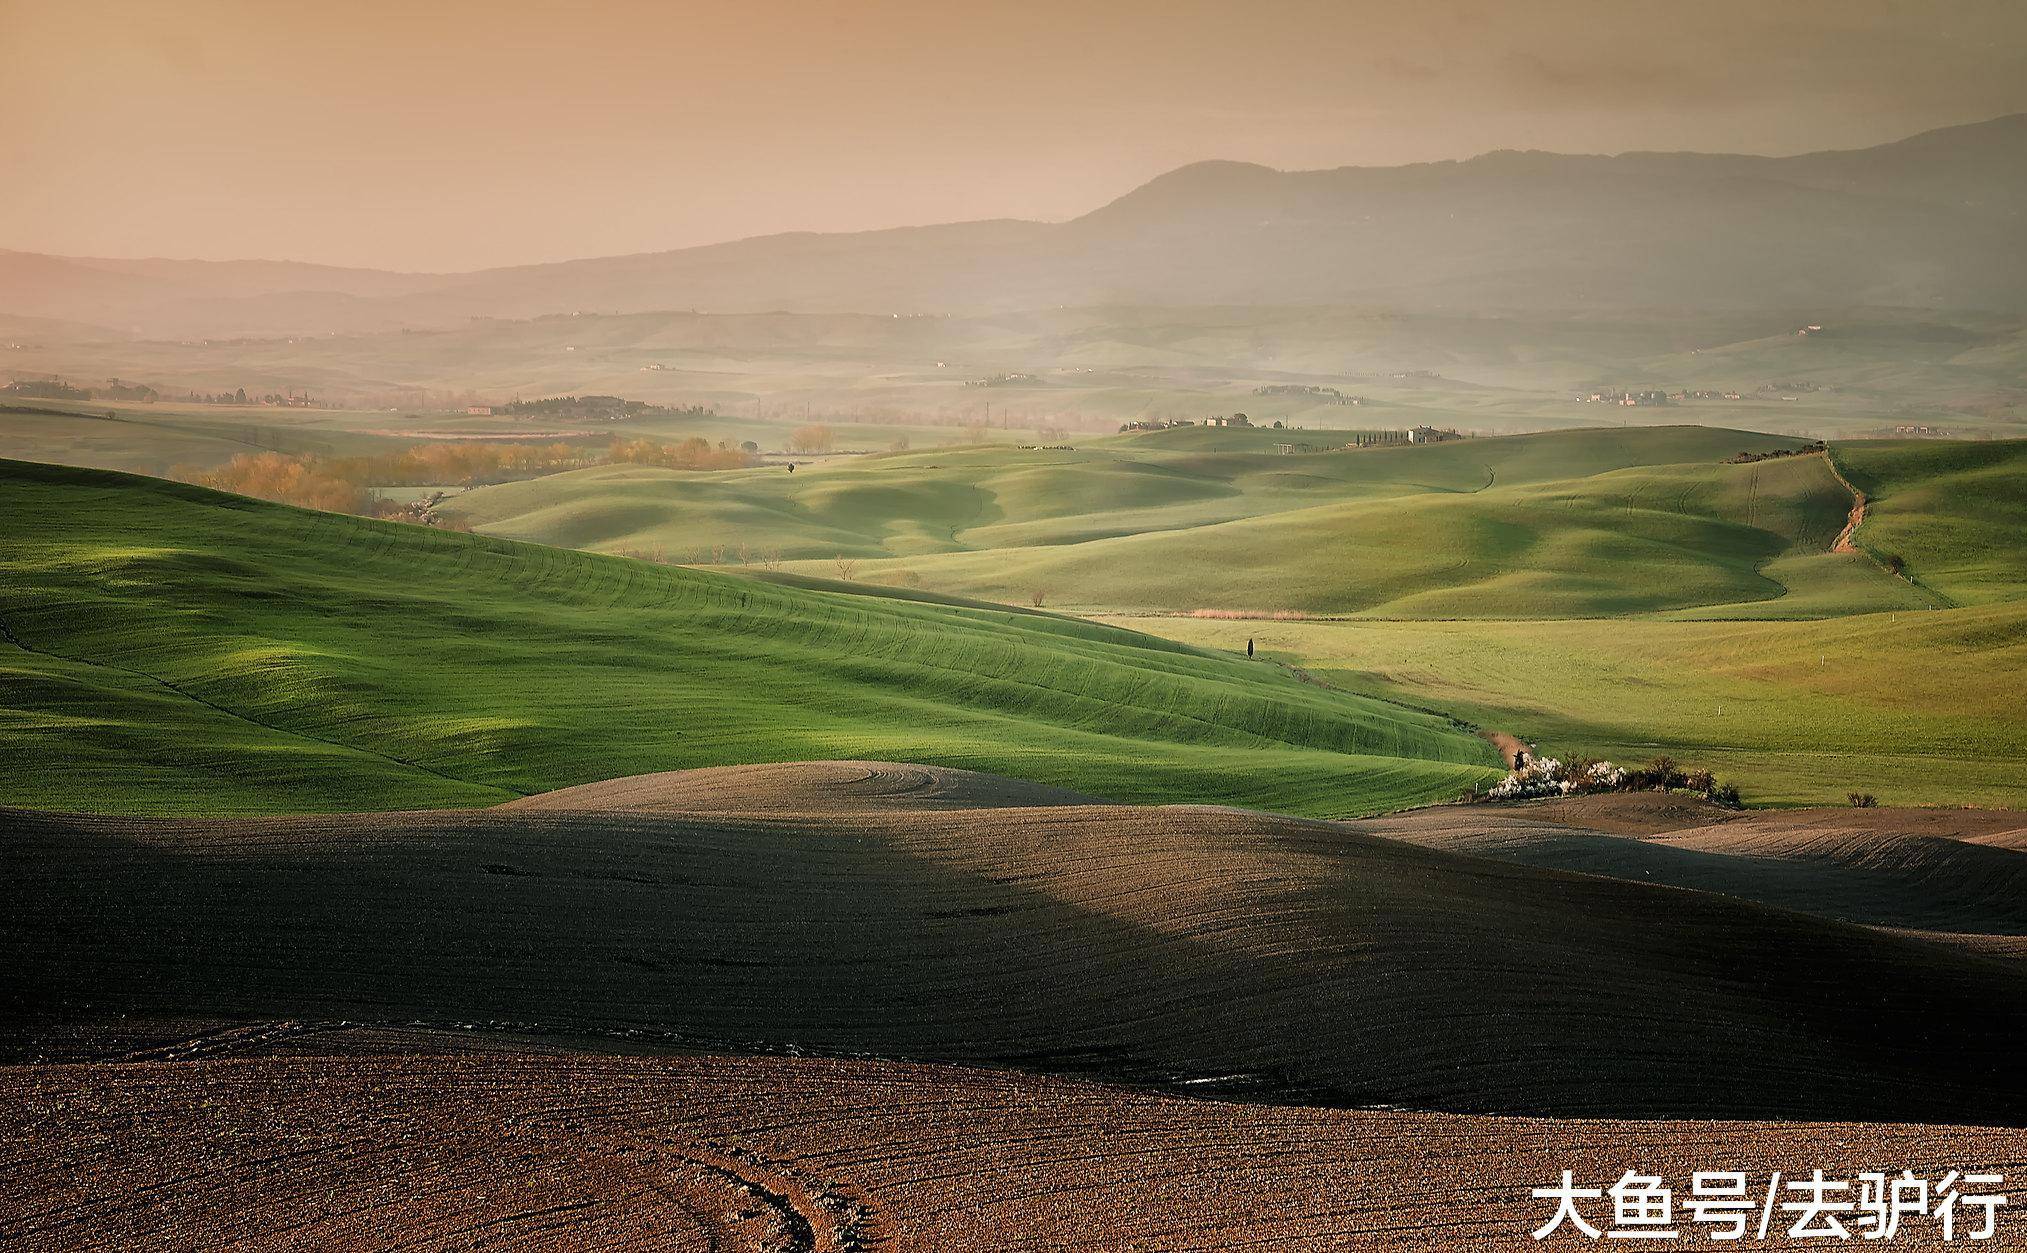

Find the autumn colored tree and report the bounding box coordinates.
[788,424,834,453]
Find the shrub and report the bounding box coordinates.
[1643,755,1683,790]
[1584,760,1628,791]
[1848,792,1878,808]
[1486,756,1572,800]
[1485,754,1739,809]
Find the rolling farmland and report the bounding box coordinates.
[0,459,1499,816]
[7,1048,2025,1251]
[6,766,2023,1249]
[9,33,2027,1252]
[9,765,2024,1124]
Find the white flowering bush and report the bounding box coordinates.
[1477,753,1742,809]
[1486,756,1572,800]
[1585,761,1627,789]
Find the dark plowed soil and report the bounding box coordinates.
[7,785,2026,1123]
[4,1045,2023,1252]
[500,760,1110,813]
[1373,799,2027,939]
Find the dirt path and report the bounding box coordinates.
[1478,729,1532,770]
[1823,453,1867,553]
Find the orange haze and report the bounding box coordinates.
[4,0,2025,271]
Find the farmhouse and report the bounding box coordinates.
[1407,426,1461,444]
[1206,413,1253,427]
[466,405,493,416]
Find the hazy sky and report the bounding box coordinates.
[4,0,2025,272]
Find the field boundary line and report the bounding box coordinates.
[0,610,522,798]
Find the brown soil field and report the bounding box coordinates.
[6,766,2025,1125]
[4,1041,2025,1251]
[500,759,1110,814]
[1371,798,2027,944]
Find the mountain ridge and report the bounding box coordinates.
[6,114,2024,336]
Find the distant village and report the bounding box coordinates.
[1578,388,1742,406]
[1253,384,1366,405]
[1577,344,1836,406]
[1119,412,1464,450]
[0,376,326,407]
[1118,413,1261,432]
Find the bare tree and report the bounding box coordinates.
[833,554,859,580]
[1029,587,1049,607]
[760,548,784,572]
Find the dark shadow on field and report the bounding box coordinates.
[4,798,2025,1124]
[1381,823,2027,937]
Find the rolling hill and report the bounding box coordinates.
[124,424,2015,807]
[9,766,2027,1126]
[0,458,1499,816]
[457,424,1931,619]
[4,115,2024,337]
[820,451,1857,617]
[449,425,1853,617]
[1145,601,2027,808]
[1834,438,2027,604]
[1370,797,2027,946]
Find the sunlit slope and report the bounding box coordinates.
[1833,438,2027,605]
[0,459,1499,816]
[1662,550,1934,620]
[445,425,1804,564]
[835,451,1857,616]
[1138,606,2027,808]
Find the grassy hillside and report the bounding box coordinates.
[450,425,1857,616]
[0,402,411,479]
[858,454,1856,616]
[1833,438,2027,604]
[1134,606,2027,808]
[0,459,1499,816]
[450,428,2027,622]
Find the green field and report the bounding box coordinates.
[426,426,2027,807]
[0,401,418,479]
[3,422,2020,815]
[1126,608,2027,809]
[0,459,1501,816]
[449,426,1834,611]
[1077,434,2027,806]
[451,425,1939,619]
[816,451,1860,617]
[1834,439,2027,605]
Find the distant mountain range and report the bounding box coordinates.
[6,114,2024,339]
